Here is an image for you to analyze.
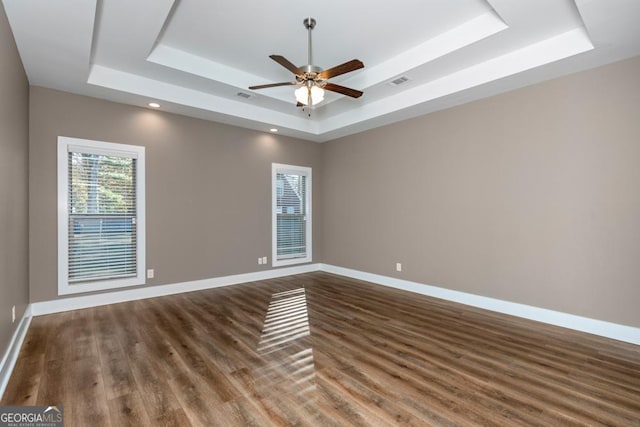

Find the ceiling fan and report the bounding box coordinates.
[249,17,364,110]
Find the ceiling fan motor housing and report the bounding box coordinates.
[301,65,322,75]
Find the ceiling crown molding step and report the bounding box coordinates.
[3,0,640,142]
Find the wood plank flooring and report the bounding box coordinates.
[2,272,640,426]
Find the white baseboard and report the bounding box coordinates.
[0,305,33,400]
[23,261,640,346]
[319,264,640,346]
[31,263,321,316]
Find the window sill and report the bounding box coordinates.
[58,276,145,296]
[272,256,312,268]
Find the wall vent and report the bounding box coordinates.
[389,76,410,86]
[236,92,252,99]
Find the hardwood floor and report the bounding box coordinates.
[2,272,640,426]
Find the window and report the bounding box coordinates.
[57,136,145,295]
[272,163,312,266]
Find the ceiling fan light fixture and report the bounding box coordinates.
[295,85,325,106]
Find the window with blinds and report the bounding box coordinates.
[272,164,312,266]
[58,137,145,295]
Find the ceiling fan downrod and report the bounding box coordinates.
[302,17,321,75]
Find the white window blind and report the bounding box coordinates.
[67,151,137,282]
[58,137,145,295]
[272,164,312,266]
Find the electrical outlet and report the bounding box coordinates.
[258,257,263,265]
[147,269,154,279]
[262,256,268,264]
[12,305,15,323]
[396,263,402,272]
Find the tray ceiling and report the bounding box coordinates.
[3,0,640,142]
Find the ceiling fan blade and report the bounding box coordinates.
[296,102,304,107]
[323,83,363,98]
[270,55,301,74]
[318,59,364,80]
[249,82,298,90]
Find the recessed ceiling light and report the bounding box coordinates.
[148,102,160,108]
[269,128,278,133]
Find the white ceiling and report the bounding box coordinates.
[3,0,640,142]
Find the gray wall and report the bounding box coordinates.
[322,56,640,328]
[29,87,323,302]
[0,3,29,354]
[25,54,640,329]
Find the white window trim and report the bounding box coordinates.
[57,136,146,295]
[272,163,312,267]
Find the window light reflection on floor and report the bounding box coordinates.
[258,290,309,351]
[257,287,317,397]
